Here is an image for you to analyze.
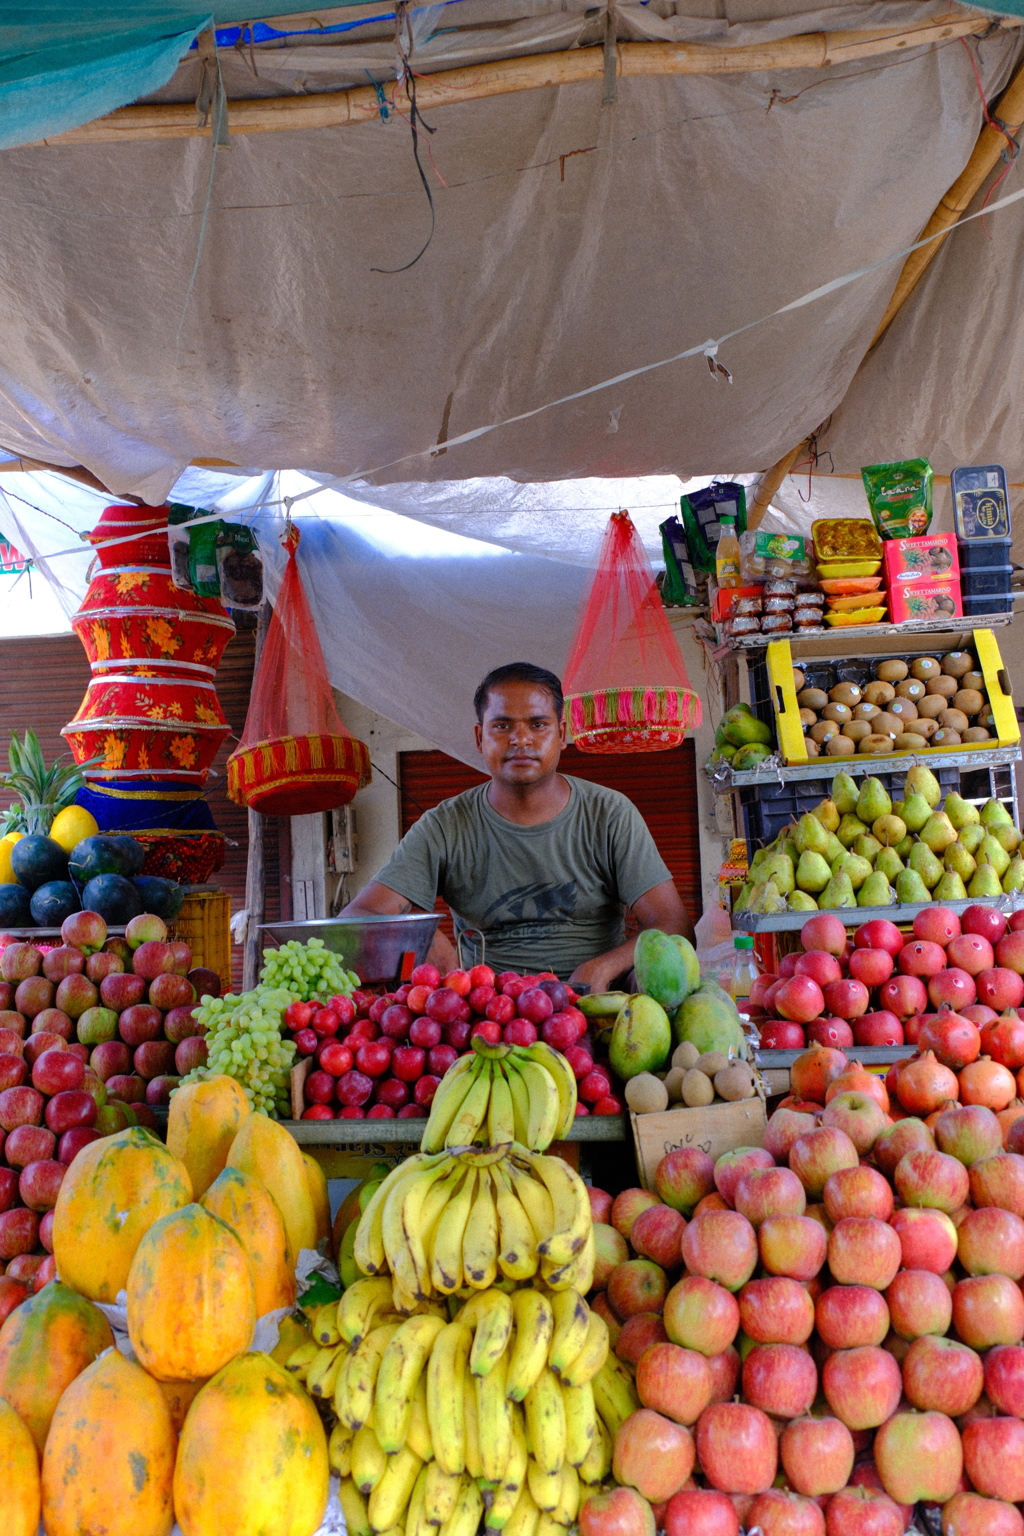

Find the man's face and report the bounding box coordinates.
[475,682,565,785]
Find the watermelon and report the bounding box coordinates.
[11,836,70,892]
[69,836,136,885]
[111,836,145,877]
[30,881,81,926]
[132,876,183,921]
[0,884,32,926]
[81,874,143,924]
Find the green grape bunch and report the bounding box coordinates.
[179,985,299,1116]
[259,936,360,1002]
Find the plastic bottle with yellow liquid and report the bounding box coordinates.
[715,515,741,588]
[729,934,759,1018]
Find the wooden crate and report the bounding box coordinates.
[172,887,233,993]
[630,1099,767,1191]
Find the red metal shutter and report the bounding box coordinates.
[398,742,702,948]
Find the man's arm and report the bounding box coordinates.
[567,879,694,992]
[340,882,459,973]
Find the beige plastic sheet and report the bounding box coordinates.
[0,3,1019,502]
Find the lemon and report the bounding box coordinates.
[0,833,21,884]
[49,805,99,853]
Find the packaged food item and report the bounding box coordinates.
[217,525,264,610]
[793,589,824,608]
[828,590,891,613]
[764,578,797,597]
[724,615,761,637]
[861,459,933,539]
[734,596,764,616]
[738,529,812,582]
[659,515,702,606]
[764,593,795,613]
[167,504,197,591]
[715,515,742,588]
[882,533,958,586]
[952,464,1011,540]
[887,579,962,626]
[812,518,883,562]
[795,609,824,628]
[188,518,226,598]
[762,612,794,633]
[824,607,887,627]
[680,481,746,573]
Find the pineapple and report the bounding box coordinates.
[0,731,100,836]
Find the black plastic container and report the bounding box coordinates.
[740,767,960,848]
[958,537,1012,571]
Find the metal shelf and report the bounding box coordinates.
[716,743,1021,790]
[754,1046,913,1068]
[733,895,1022,933]
[718,612,1015,652]
[279,1115,627,1145]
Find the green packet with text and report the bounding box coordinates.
[861,459,933,540]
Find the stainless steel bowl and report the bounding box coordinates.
[259,913,442,984]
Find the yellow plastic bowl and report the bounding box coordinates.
[816,560,883,579]
[824,607,888,626]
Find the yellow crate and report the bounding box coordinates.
[767,629,1019,766]
[171,889,233,993]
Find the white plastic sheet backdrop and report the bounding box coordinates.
[0,1,1021,501]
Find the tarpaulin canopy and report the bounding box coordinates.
[1,0,1023,500]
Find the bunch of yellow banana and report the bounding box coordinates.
[421,1037,577,1153]
[316,1277,631,1536]
[353,1143,595,1305]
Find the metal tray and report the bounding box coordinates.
[259,914,442,983]
[733,895,1023,933]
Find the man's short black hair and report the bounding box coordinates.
[474,663,564,722]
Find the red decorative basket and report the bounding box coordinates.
[227,733,371,817]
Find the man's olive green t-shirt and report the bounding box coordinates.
[374,776,671,978]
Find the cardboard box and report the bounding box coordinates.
[630,1098,767,1191]
[882,533,959,586]
[886,577,963,626]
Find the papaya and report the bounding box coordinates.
[157,1376,208,1435]
[673,987,746,1059]
[634,930,690,1012]
[0,1397,40,1536]
[0,1280,113,1451]
[201,1166,296,1316]
[227,1112,318,1261]
[127,1203,256,1382]
[167,1074,252,1198]
[51,1126,192,1302]
[609,994,671,1081]
[41,1350,176,1536]
[174,1352,330,1536]
[302,1152,332,1253]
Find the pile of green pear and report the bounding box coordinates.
[735,765,1023,914]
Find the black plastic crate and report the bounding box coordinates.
[961,566,1013,596]
[747,654,871,741]
[958,538,1012,570]
[740,766,960,849]
[962,591,1014,615]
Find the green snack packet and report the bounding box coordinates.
[188,516,226,597]
[659,515,700,606]
[680,481,747,574]
[861,459,933,540]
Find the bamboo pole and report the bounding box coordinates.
[748,50,1024,525]
[39,14,1014,146]
[242,603,270,993]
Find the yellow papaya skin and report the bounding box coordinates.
[167,1075,252,1198]
[201,1165,297,1316]
[127,1203,256,1383]
[157,1375,208,1435]
[0,1280,113,1452]
[174,1352,330,1536]
[51,1127,192,1302]
[227,1112,318,1260]
[0,1397,40,1536]
[42,1350,176,1536]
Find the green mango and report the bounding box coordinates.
[673,990,746,1058]
[857,777,892,823]
[796,851,833,893]
[908,842,943,889]
[635,930,691,1012]
[942,792,980,830]
[852,834,883,862]
[668,933,702,996]
[919,813,958,854]
[979,835,1011,879]
[814,799,840,833]
[722,709,773,749]
[732,744,773,772]
[905,765,942,809]
[836,815,868,849]
[875,847,905,881]
[980,797,1014,829]
[795,814,830,857]
[788,891,819,911]
[968,856,1003,899]
[1004,855,1024,894]
[819,870,857,909]
[933,870,968,902]
[895,867,931,904]
[899,793,933,833]
[832,773,860,816]
[960,825,986,855]
[944,841,977,881]
[837,853,873,891]
[857,871,894,907]
[610,994,672,1080]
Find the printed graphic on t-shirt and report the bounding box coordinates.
[482,881,578,925]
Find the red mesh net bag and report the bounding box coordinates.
[227,525,371,815]
[563,511,702,753]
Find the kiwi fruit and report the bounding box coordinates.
[962,671,985,694]
[927,675,958,699]
[860,733,896,753]
[798,688,829,712]
[962,726,991,742]
[864,680,896,706]
[895,679,926,702]
[932,728,962,747]
[804,736,821,756]
[889,698,919,722]
[914,716,940,739]
[843,720,872,742]
[792,669,806,692]
[872,713,901,738]
[917,694,946,719]
[876,659,909,682]
[895,733,929,751]
[826,734,856,756]
[978,704,995,728]
[911,657,941,681]
[830,682,862,707]
[799,708,818,728]
[954,688,984,717]
[942,652,974,677]
[938,708,969,735]
[810,720,839,743]
[823,702,853,723]
[853,702,881,722]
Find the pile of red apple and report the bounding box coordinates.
[580,1037,1024,1536]
[293,961,623,1120]
[752,905,1024,1052]
[0,909,218,1313]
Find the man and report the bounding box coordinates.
[341,662,694,990]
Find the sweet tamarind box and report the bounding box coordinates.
[883,534,962,623]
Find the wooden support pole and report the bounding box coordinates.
[242,602,270,992]
[36,15,1014,146]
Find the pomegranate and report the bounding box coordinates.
[982,1012,1024,1071]
[790,1044,848,1105]
[959,1057,1017,1112]
[896,1051,960,1116]
[918,1007,982,1070]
